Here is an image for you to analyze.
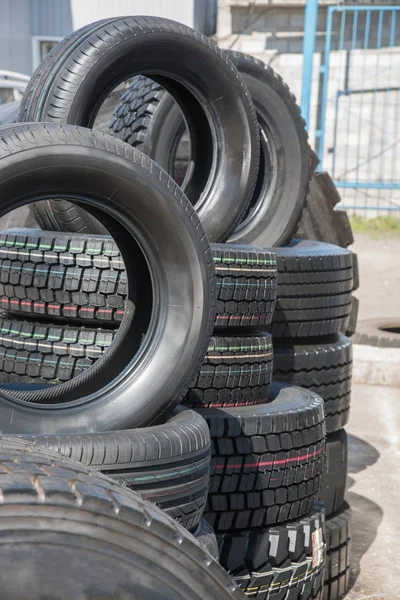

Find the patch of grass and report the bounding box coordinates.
[350,214,400,236]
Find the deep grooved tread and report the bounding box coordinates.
[273,334,352,434]
[273,240,354,338]
[218,502,326,599]
[0,232,277,329]
[184,333,273,408]
[0,317,113,384]
[0,438,244,600]
[323,502,351,600]
[197,383,326,533]
[320,430,347,518]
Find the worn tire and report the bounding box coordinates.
[273,334,352,434]
[353,317,400,348]
[0,317,113,384]
[295,172,354,248]
[273,240,353,338]
[324,502,351,600]
[0,229,128,325]
[218,502,326,599]
[320,430,347,518]
[198,382,326,533]
[112,52,310,247]
[185,333,273,408]
[0,438,245,600]
[21,16,260,243]
[14,407,210,530]
[0,123,215,434]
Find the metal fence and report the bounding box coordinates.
[309,4,400,214]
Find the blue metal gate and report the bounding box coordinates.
[316,5,400,213]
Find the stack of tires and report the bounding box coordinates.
[0,16,357,600]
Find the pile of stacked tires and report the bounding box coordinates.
[0,17,357,600]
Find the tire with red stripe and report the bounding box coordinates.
[0,231,277,329]
[196,382,326,533]
[14,406,211,532]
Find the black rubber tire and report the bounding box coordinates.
[0,438,245,600]
[345,296,359,338]
[14,407,210,531]
[20,16,260,243]
[0,233,276,329]
[320,430,347,518]
[295,172,354,248]
[0,317,113,385]
[218,502,326,599]
[353,317,400,348]
[197,382,326,533]
[185,333,273,408]
[273,240,354,338]
[0,101,19,126]
[212,244,277,328]
[273,334,352,434]
[0,123,215,434]
[111,52,310,247]
[0,229,128,325]
[193,519,219,560]
[324,502,352,600]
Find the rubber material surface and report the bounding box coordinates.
[218,502,326,599]
[0,229,128,325]
[273,240,353,338]
[320,430,347,518]
[185,333,273,408]
[0,438,245,600]
[111,52,311,247]
[0,123,215,434]
[295,172,354,248]
[353,317,400,348]
[212,244,277,328]
[273,334,352,434]
[198,382,326,533]
[194,519,219,560]
[0,317,113,385]
[324,502,351,600]
[0,233,277,329]
[21,16,260,243]
[15,407,210,530]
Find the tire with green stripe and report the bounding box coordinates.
[218,502,326,599]
[14,407,211,531]
[197,382,326,533]
[0,317,113,384]
[0,231,277,328]
[184,333,273,408]
[0,229,128,326]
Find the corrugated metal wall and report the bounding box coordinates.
[0,0,32,74]
[31,0,72,37]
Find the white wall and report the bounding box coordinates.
[70,0,195,30]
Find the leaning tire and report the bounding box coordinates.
[198,382,326,533]
[21,17,260,243]
[218,502,326,599]
[185,332,273,408]
[111,52,310,247]
[273,240,354,338]
[14,407,210,531]
[0,123,215,434]
[0,438,245,600]
[193,519,219,560]
[324,502,352,600]
[273,334,352,433]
